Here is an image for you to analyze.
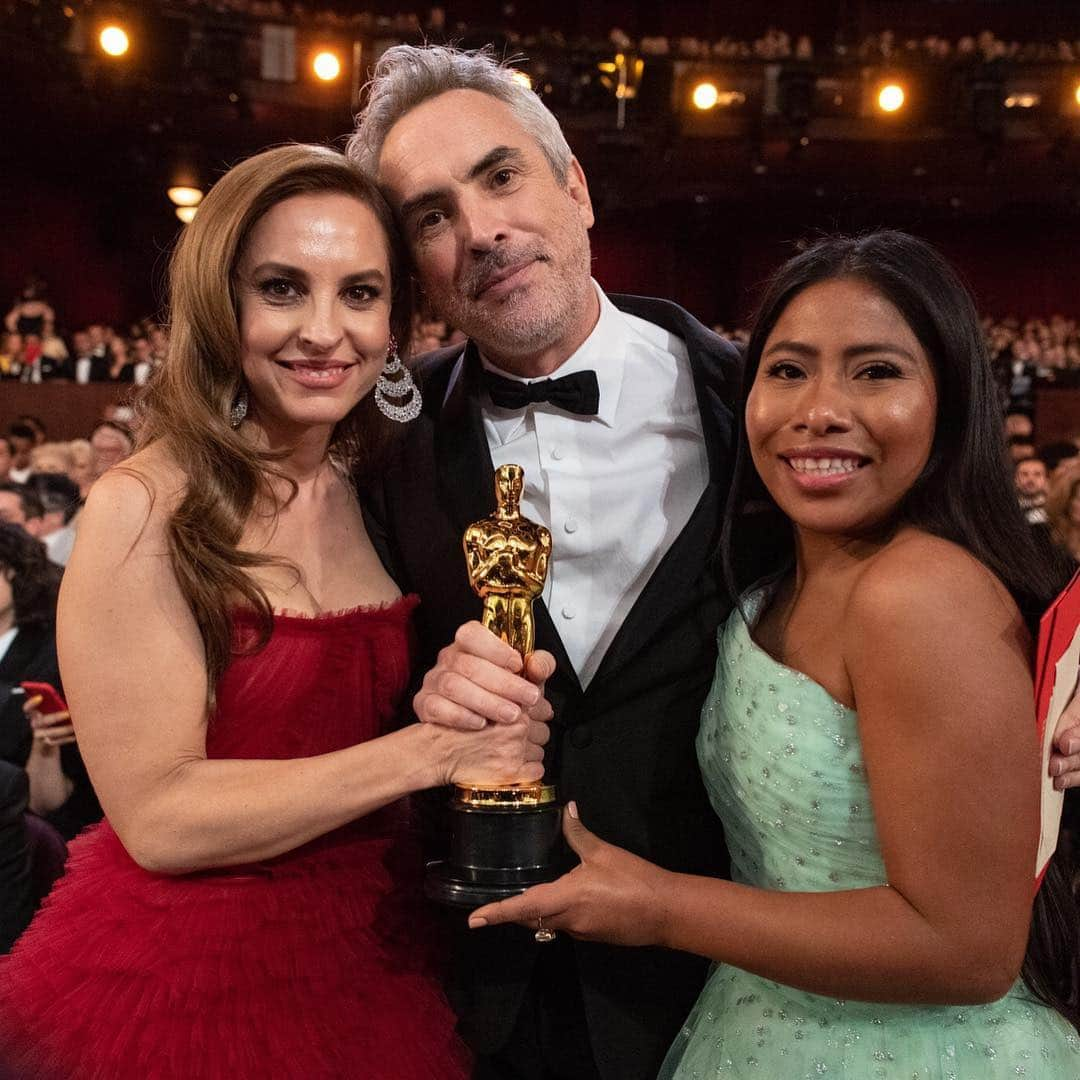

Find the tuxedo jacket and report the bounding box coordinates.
[362,295,744,1080]
[0,761,34,954]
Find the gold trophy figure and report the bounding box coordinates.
[425,464,562,908]
[464,464,551,669]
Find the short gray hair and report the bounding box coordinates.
[347,45,573,183]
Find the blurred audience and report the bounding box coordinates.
[1046,462,1080,564]
[0,485,44,541]
[87,422,134,482]
[1015,456,1050,525]
[0,523,101,842]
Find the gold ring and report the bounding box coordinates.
[534,915,556,944]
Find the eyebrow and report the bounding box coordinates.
[763,340,919,362]
[248,262,387,287]
[398,145,526,222]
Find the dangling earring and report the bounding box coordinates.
[229,385,249,428]
[375,336,422,423]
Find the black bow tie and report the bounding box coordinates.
[483,369,600,416]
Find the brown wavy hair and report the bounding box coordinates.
[137,143,413,707]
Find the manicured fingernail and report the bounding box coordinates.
[468,916,487,928]
[498,704,519,723]
[568,800,579,819]
[1066,739,1080,755]
[1051,759,1064,777]
[526,687,540,705]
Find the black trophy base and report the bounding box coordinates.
[425,798,562,909]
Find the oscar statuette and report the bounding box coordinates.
[425,464,563,908]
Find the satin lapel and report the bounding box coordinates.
[584,304,737,693]
[433,343,581,695]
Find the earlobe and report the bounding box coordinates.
[566,157,595,229]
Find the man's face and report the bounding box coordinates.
[0,492,41,538]
[73,331,91,355]
[1015,460,1047,496]
[377,89,595,367]
[9,436,32,469]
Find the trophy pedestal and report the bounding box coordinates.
[425,784,562,908]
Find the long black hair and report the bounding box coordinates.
[0,522,60,629]
[721,230,1079,1029]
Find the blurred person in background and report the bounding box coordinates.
[1046,461,1080,563]
[29,444,73,479]
[0,334,21,380]
[0,761,35,955]
[66,440,93,498]
[1039,440,1080,478]
[4,280,54,341]
[1015,456,1050,524]
[0,523,99,842]
[87,421,133,483]
[130,336,157,386]
[0,441,12,484]
[106,335,133,382]
[0,485,44,540]
[71,330,110,384]
[25,474,81,567]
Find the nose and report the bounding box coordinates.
[793,375,853,436]
[297,296,344,354]
[459,191,508,254]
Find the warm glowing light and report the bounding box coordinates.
[99,25,130,57]
[1074,83,1080,107]
[877,84,905,113]
[692,82,720,111]
[510,70,533,91]
[1004,92,1040,109]
[167,186,203,208]
[312,51,342,81]
[176,206,197,224]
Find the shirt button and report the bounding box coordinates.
[551,446,564,461]
[564,519,578,534]
[561,605,576,620]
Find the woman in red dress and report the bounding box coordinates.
[0,144,549,1079]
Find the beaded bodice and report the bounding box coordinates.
[697,587,884,894]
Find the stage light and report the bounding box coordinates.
[1004,93,1040,109]
[312,51,341,82]
[1074,83,1080,107]
[176,206,197,224]
[877,83,905,113]
[692,82,720,111]
[510,70,533,91]
[167,186,203,208]
[99,25,130,58]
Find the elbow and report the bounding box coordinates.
[121,828,199,876]
[939,942,1025,1004]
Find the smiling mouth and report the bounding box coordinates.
[474,259,539,299]
[782,455,870,476]
[275,361,355,378]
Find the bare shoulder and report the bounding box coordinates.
[845,529,1023,648]
[75,444,187,562]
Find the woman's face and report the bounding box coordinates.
[235,192,393,438]
[746,277,938,540]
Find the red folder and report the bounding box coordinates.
[1034,568,1080,882]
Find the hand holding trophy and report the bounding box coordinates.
[425,464,563,916]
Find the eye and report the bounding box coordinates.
[343,283,380,305]
[416,209,446,233]
[763,360,806,380]
[855,361,903,380]
[258,277,300,302]
[491,167,516,187]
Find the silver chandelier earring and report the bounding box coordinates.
[229,385,249,428]
[375,336,422,423]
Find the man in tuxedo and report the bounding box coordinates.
[350,45,1080,1080]
[70,330,110,385]
[349,46,743,1080]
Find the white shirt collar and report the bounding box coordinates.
[478,280,627,430]
[0,626,16,666]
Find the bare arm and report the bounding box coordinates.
[473,541,1038,1004]
[61,469,545,875]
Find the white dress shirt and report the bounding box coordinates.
[473,283,708,687]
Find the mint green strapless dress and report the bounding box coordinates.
[659,589,1080,1080]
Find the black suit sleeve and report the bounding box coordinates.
[0,762,35,953]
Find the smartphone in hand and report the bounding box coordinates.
[20,681,69,718]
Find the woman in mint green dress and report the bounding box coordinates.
[470,232,1080,1078]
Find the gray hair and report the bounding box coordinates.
[346,45,573,183]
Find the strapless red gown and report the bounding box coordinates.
[0,598,471,1080]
